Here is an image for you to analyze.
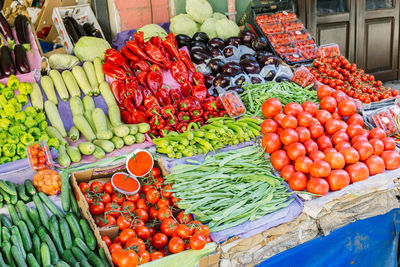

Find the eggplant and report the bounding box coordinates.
[239,30,256,44]
[63,18,80,44]
[14,44,30,74]
[83,22,95,35]
[192,32,209,44]
[234,75,247,86]
[205,74,215,89]
[213,74,230,88]
[256,50,272,62]
[227,86,244,94]
[240,54,257,62]
[275,76,290,82]
[65,17,86,38]
[209,48,222,57]
[264,69,277,81]
[259,55,279,66]
[222,62,242,76]
[176,34,192,48]
[251,76,263,84]
[190,41,208,51]
[226,37,241,47]
[190,50,211,64]
[0,46,15,76]
[223,46,235,58]
[252,36,268,51]
[208,58,224,75]
[240,59,261,74]
[0,13,13,41]
[190,46,208,54]
[208,38,226,50]
[15,15,30,45]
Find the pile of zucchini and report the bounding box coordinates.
[0,180,36,207]
[0,179,109,267]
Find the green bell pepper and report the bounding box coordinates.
[38,121,48,131]
[7,75,19,89]
[18,82,32,95]
[12,155,20,161]
[3,89,13,99]
[28,127,41,139]
[3,103,15,118]
[16,143,26,156]
[15,111,26,123]
[7,136,19,144]
[0,94,6,108]
[0,157,11,164]
[48,137,60,149]
[3,144,16,157]
[21,133,34,145]
[38,133,49,142]
[16,94,28,106]
[0,83,5,94]
[24,106,37,118]
[24,116,37,128]
[0,118,11,130]
[35,112,46,123]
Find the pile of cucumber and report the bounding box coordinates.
[0,179,109,267]
[0,180,37,207]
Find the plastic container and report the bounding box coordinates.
[371,109,398,136]
[217,87,246,118]
[274,43,297,56]
[268,32,291,45]
[295,39,316,49]
[284,52,307,63]
[297,44,316,52]
[259,22,285,35]
[288,29,311,41]
[26,140,53,171]
[316,43,341,58]
[302,48,317,60]
[256,13,277,24]
[111,172,141,195]
[275,10,297,22]
[291,65,316,87]
[126,149,154,177]
[282,19,304,31]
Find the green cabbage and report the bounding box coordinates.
[186,0,213,24]
[74,37,111,61]
[200,18,217,39]
[137,24,168,42]
[215,19,240,40]
[213,12,227,20]
[170,14,199,37]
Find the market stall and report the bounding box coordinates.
[0,0,400,266]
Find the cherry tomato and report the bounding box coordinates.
[169,237,185,254]
[101,236,112,247]
[79,183,90,193]
[89,202,104,215]
[135,226,151,240]
[152,233,169,249]
[90,181,103,193]
[104,182,114,194]
[112,193,126,205]
[160,218,178,236]
[146,189,160,205]
[151,167,161,177]
[190,233,207,250]
[176,224,193,239]
[176,211,193,224]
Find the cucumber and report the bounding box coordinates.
[49,216,64,254]
[24,180,36,196]
[135,133,146,143]
[69,96,84,116]
[0,180,17,196]
[62,70,81,98]
[68,126,80,142]
[87,251,103,267]
[67,145,81,163]
[83,61,99,96]
[11,245,27,267]
[2,241,13,266]
[123,135,135,145]
[110,136,124,149]
[83,96,95,112]
[99,81,117,107]
[32,195,49,230]
[41,76,58,105]
[73,115,96,142]
[30,82,44,111]
[108,105,123,127]
[69,190,80,217]
[92,108,113,140]
[59,217,73,250]
[38,192,64,218]
[60,170,70,213]
[0,251,7,267]
[74,238,90,255]
[72,66,93,96]
[26,253,40,267]
[27,207,41,229]
[10,194,18,205]
[11,233,26,259]
[41,243,51,267]
[77,142,95,155]
[0,188,10,203]
[2,226,10,242]
[58,145,71,167]
[8,205,20,225]
[62,249,78,265]
[113,124,129,137]
[80,259,92,267]
[93,145,105,159]
[0,219,2,243]
[32,234,41,266]
[17,221,32,252]
[16,201,35,234]
[49,70,69,101]
[84,110,97,135]
[93,57,104,84]
[127,124,138,135]
[45,101,67,137]
[137,122,151,133]
[79,219,96,251]
[16,184,30,202]
[71,247,86,261]
[0,215,12,229]
[46,126,67,146]
[56,261,70,267]
[43,233,59,264]
[65,213,84,240]
[98,247,110,267]
[93,140,114,153]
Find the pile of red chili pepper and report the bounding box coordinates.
[102,32,226,137]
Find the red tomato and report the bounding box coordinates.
[325,119,342,135]
[320,96,337,113]
[304,140,318,154]
[79,183,90,193]
[113,249,139,267]
[327,170,350,191]
[324,148,337,154]
[332,90,347,103]
[381,151,400,170]
[176,211,193,224]
[331,131,349,145]
[90,181,103,193]
[382,137,396,150]
[346,162,370,183]
[161,185,173,198]
[135,226,151,240]
[152,233,169,249]
[338,99,356,116]
[280,165,295,182]
[112,193,126,205]
[287,143,306,161]
[126,193,140,203]
[150,251,164,261]
[317,135,333,151]
[160,218,178,236]
[193,225,210,237]
[120,229,137,244]
[261,119,278,134]
[369,139,384,155]
[289,172,307,191]
[365,155,385,175]
[346,123,364,138]
[105,202,121,218]
[347,114,364,126]
[189,233,207,250]
[317,85,333,99]
[169,237,185,254]
[351,135,368,145]
[353,141,374,161]
[157,198,170,208]
[109,243,123,254]
[157,207,172,221]
[283,102,304,116]
[262,133,282,154]
[149,207,159,220]
[309,124,324,139]
[301,101,318,116]
[297,112,313,127]
[176,224,193,240]
[138,250,151,264]
[280,128,299,146]
[151,167,161,177]
[281,115,298,129]
[146,189,160,205]
[331,111,342,120]
[126,238,146,252]
[104,182,114,194]
[294,156,313,173]
[97,215,117,227]
[135,209,149,222]
[141,185,155,194]
[136,199,149,211]
[310,160,331,178]
[270,150,291,171]
[339,147,360,165]
[335,141,351,151]
[296,127,311,143]
[274,113,286,125]
[89,202,105,215]
[262,98,282,118]
[307,178,329,195]
[101,236,112,247]
[309,150,325,161]
[316,110,332,125]
[117,215,132,230]
[369,128,387,140]
[101,193,111,204]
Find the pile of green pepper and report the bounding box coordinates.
[0,76,59,164]
[153,116,262,158]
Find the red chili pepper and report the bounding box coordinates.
[191,84,209,101]
[142,87,153,98]
[175,122,188,133]
[160,125,174,137]
[203,111,214,121]
[171,60,189,85]
[189,108,204,119]
[137,71,148,87]
[169,88,183,103]
[177,111,190,122]
[131,109,149,124]
[150,36,172,68]
[126,78,143,107]
[179,50,196,73]
[111,80,125,105]
[102,62,128,80]
[126,40,153,61]
[212,110,219,118]
[166,116,178,126]
[134,31,145,48]
[160,104,175,118]
[144,95,160,109]
[121,63,134,77]
[181,81,192,97]
[144,42,169,66]
[163,33,180,60]
[121,46,139,61]
[150,129,159,137]
[131,60,150,73]
[192,117,205,125]
[155,88,172,107]
[146,71,163,95]
[179,97,195,111]
[138,105,147,113]
[121,110,133,124]
[193,72,205,85]
[203,97,219,112]
[105,48,128,66]
[122,97,135,113]
[150,116,166,130]
[219,109,227,117]
[145,106,161,117]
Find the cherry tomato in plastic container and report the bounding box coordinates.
[260,22,285,35]
[274,43,297,56]
[288,29,311,41]
[27,140,53,171]
[268,33,292,45]
[219,91,246,118]
[256,14,277,24]
[302,49,317,60]
[284,53,307,63]
[275,11,297,22]
[282,19,304,31]
[295,39,316,49]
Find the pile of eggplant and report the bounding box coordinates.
[0,13,31,77]
[63,16,102,44]
[176,31,288,96]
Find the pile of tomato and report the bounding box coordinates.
[261,84,400,195]
[308,55,399,103]
[78,167,212,267]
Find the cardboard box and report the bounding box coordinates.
[52,4,105,54]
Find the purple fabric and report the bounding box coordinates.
[111,23,171,51]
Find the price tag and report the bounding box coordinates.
[283,11,288,15]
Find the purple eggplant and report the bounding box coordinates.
[14,44,30,74]
[264,69,277,81]
[63,18,80,44]
[208,58,224,75]
[205,74,215,89]
[240,59,260,74]
[251,76,263,84]
[239,30,256,44]
[234,75,247,86]
[0,46,15,76]
[192,32,209,44]
[209,48,222,57]
[213,74,230,88]
[190,50,211,64]
[208,38,226,50]
[15,15,30,45]
[259,55,279,66]
[227,86,244,94]
[240,54,257,62]
[190,40,208,51]
[0,13,13,42]
[65,16,86,38]
[222,62,242,76]
[226,37,242,47]
[256,50,272,62]
[275,76,290,82]
[252,36,268,51]
[190,46,208,54]
[176,34,192,48]
[223,47,235,58]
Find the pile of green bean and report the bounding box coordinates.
[241,81,319,117]
[165,146,294,232]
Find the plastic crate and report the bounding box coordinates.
[284,52,306,63]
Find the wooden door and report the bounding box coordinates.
[356,0,399,81]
